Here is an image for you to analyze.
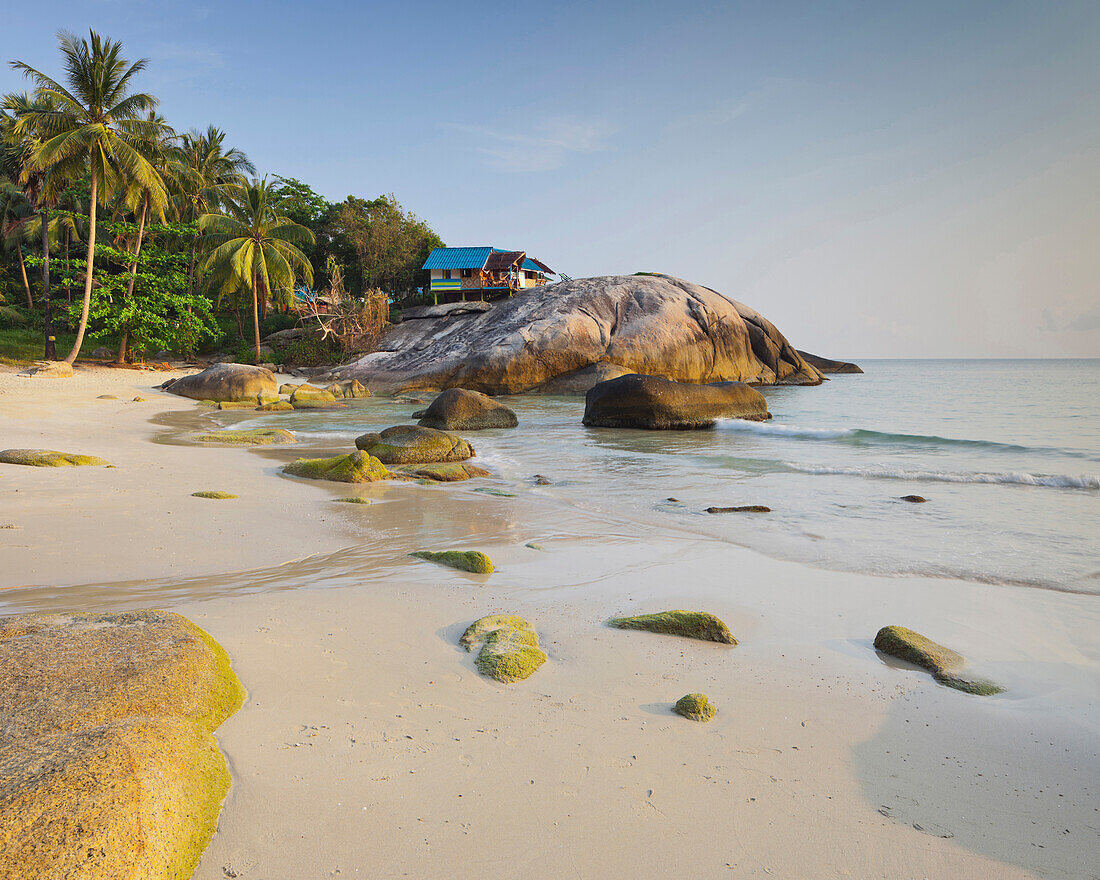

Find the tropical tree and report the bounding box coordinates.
[0,177,34,308]
[9,29,169,363]
[200,177,314,361]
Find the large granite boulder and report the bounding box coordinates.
[342,274,822,394]
[583,374,769,429]
[162,363,276,402]
[19,360,73,378]
[796,350,863,374]
[417,388,518,430]
[0,610,245,880]
[355,425,474,464]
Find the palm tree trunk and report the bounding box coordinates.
[41,209,56,361]
[64,226,71,303]
[116,198,148,365]
[17,242,32,308]
[251,263,262,363]
[64,167,97,365]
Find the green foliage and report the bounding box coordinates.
[281,334,340,366]
[0,325,79,365]
[259,312,298,336]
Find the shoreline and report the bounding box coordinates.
[1,365,1096,878]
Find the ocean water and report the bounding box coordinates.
[244,360,1099,595]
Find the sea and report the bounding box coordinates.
[241,359,1100,597]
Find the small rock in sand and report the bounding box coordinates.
[674,693,717,722]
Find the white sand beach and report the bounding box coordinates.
[1,365,1096,879]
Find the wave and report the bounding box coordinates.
[717,420,1095,459]
[784,463,1100,490]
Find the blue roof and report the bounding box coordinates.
[422,247,494,271]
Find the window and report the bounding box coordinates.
[442,269,451,279]
[462,268,472,278]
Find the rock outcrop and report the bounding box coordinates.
[162,363,276,402]
[355,425,474,464]
[417,388,518,430]
[343,274,822,393]
[583,374,769,429]
[0,610,245,880]
[796,350,863,374]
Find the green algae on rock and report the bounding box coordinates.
[190,428,296,445]
[403,462,490,482]
[290,385,339,408]
[0,610,246,880]
[284,450,391,483]
[472,487,516,496]
[217,400,260,410]
[258,401,295,411]
[873,625,1004,695]
[674,693,717,722]
[325,379,370,399]
[607,610,738,645]
[410,549,494,574]
[192,491,238,499]
[460,614,547,683]
[355,424,475,464]
[0,448,110,467]
[334,496,372,504]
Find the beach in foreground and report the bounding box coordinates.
[1,364,1096,879]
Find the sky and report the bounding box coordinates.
[2,0,1098,357]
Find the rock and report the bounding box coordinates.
[459,615,547,683]
[674,693,716,722]
[131,396,147,402]
[532,362,634,394]
[607,610,738,645]
[583,374,769,429]
[97,394,117,400]
[401,300,493,320]
[0,449,109,467]
[0,610,244,880]
[705,505,771,513]
[190,429,295,445]
[283,451,391,483]
[262,326,314,346]
[900,495,927,503]
[324,379,370,399]
[410,408,428,419]
[417,388,518,430]
[533,474,551,485]
[279,383,300,395]
[873,625,1003,695]
[90,347,115,359]
[403,462,491,482]
[260,362,277,372]
[153,349,173,360]
[525,542,545,551]
[164,363,276,402]
[796,350,863,374]
[472,487,516,497]
[191,491,238,499]
[19,360,73,379]
[290,385,339,408]
[258,401,294,411]
[334,496,372,504]
[410,549,494,574]
[355,425,475,464]
[344,274,822,393]
[217,400,261,410]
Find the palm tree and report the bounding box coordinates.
[114,110,174,363]
[10,29,168,364]
[172,126,254,298]
[0,177,34,308]
[200,177,314,361]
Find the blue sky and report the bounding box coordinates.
[4,1,1098,356]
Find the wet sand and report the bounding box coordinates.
[1,364,1096,879]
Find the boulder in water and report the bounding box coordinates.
[583,374,769,429]
[163,363,276,402]
[355,425,474,464]
[796,350,863,374]
[343,274,822,393]
[325,379,370,399]
[283,451,391,483]
[417,388,518,430]
[873,625,1003,695]
[403,462,491,482]
[289,385,339,408]
[410,549,494,574]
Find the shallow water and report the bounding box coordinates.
[235,359,1100,594]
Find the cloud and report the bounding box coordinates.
[442,117,614,173]
[1039,304,1100,333]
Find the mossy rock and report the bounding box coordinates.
[190,429,296,445]
[403,462,491,482]
[607,610,737,645]
[217,400,259,410]
[325,379,370,399]
[410,549,494,574]
[0,610,245,879]
[192,491,238,499]
[472,487,516,497]
[460,615,547,683]
[355,424,475,464]
[283,450,391,483]
[334,496,372,504]
[278,384,300,395]
[0,449,110,468]
[900,495,927,503]
[873,625,1003,695]
[674,693,716,722]
[258,401,295,411]
[197,399,218,407]
[705,505,771,513]
[97,394,118,400]
[289,385,339,408]
[131,396,147,402]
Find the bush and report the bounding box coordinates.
[259,313,300,337]
[281,335,341,367]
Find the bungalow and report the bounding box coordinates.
[422,247,555,301]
